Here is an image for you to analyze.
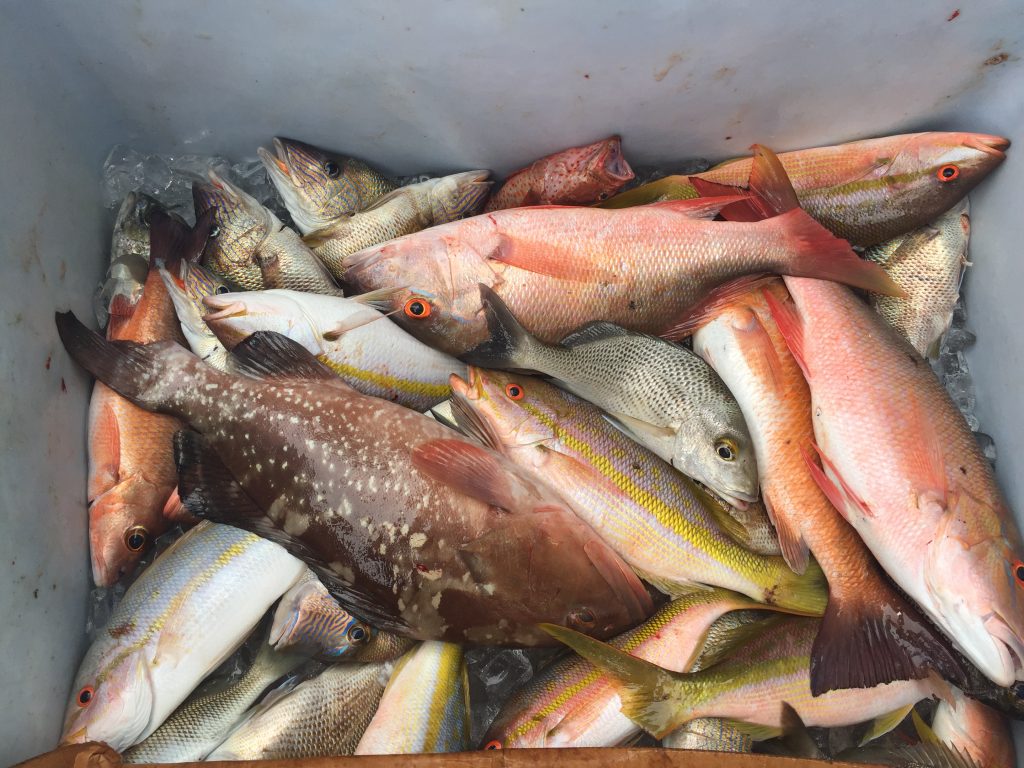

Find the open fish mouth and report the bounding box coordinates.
[985,613,1024,684]
[600,138,635,182]
[966,134,1011,158]
[202,294,249,321]
[258,138,293,182]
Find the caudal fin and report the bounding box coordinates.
[766,556,828,616]
[55,311,188,412]
[540,623,691,739]
[148,209,214,270]
[461,284,541,370]
[810,582,967,695]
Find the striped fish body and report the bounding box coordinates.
[206,662,394,759]
[599,132,1006,247]
[160,261,234,372]
[121,640,304,763]
[484,589,766,748]
[203,289,464,410]
[662,718,753,752]
[305,171,492,281]
[59,521,305,752]
[450,368,826,614]
[356,642,470,754]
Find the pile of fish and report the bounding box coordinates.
[53,130,1023,766]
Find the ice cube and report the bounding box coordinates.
[102,145,145,208]
[942,326,976,353]
[140,154,172,196]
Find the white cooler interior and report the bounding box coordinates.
[1,1,1021,762]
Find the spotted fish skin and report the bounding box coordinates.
[270,570,413,662]
[202,289,465,411]
[484,590,766,748]
[55,315,654,646]
[206,662,394,759]
[59,521,305,753]
[304,171,493,282]
[356,642,470,754]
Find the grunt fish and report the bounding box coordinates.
[206,662,394,759]
[545,616,946,740]
[160,259,234,373]
[662,718,753,753]
[865,198,971,357]
[259,136,399,234]
[464,289,758,506]
[59,521,305,752]
[356,642,470,754]
[55,315,654,645]
[341,147,900,357]
[483,590,773,749]
[599,132,1007,247]
[193,169,341,294]
[121,633,304,763]
[450,367,826,613]
[271,569,413,662]
[484,136,634,211]
[85,211,202,586]
[690,278,965,694]
[303,171,492,281]
[202,288,465,411]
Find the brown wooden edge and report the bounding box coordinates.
[11,744,868,768]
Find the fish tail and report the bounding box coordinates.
[768,209,904,296]
[809,581,966,695]
[762,556,829,616]
[461,284,540,370]
[55,311,191,413]
[540,623,696,739]
[148,208,213,270]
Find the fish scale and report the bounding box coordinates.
[59,521,305,752]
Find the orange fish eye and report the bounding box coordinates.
[404,298,431,319]
[124,526,148,553]
[569,607,596,628]
[484,740,502,750]
[504,383,525,400]
[1013,560,1024,586]
[76,686,95,707]
[937,164,960,182]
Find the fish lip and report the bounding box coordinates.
[202,296,248,322]
[966,134,1010,158]
[600,137,635,182]
[985,613,1024,682]
[258,141,292,181]
[60,726,89,745]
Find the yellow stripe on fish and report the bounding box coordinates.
[317,355,451,400]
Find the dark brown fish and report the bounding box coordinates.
[55,316,653,646]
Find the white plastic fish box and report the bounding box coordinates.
[2,1,1023,766]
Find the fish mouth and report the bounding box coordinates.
[60,726,88,745]
[965,134,1011,159]
[600,137,635,182]
[985,613,1024,684]
[202,294,249,321]
[691,477,755,510]
[258,139,293,182]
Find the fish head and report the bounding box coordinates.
[258,137,393,233]
[671,396,758,509]
[577,136,635,202]
[449,368,560,457]
[879,132,1007,222]
[88,475,167,587]
[344,233,496,356]
[203,289,323,353]
[270,576,373,660]
[112,191,162,256]
[927,493,1024,687]
[192,169,278,289]
[427,171,494,222]
[61,645,153,752]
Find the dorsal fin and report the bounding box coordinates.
[230,331,342,383]
[560,321,632,347]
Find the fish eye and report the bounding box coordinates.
[569,607,596,628]
[597,192,609,200]
[208,224,221,238]
[215,285,230,295]
[348,624,369,644]
[504,383,525,401]
[76,686,95,708]
[124,526,148,553]
[1013,560,1024,586]
[404,298,432,318]
[715,439,737,462]
[484,740,502,750]
[324,161,341,179]
[937,164,960,182]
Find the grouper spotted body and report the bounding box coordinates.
[55,313,653,646]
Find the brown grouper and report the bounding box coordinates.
[56,314,653,645]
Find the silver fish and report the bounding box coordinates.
[464,286,758,507]
[95,192,163,329]
[160,261,235,372]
